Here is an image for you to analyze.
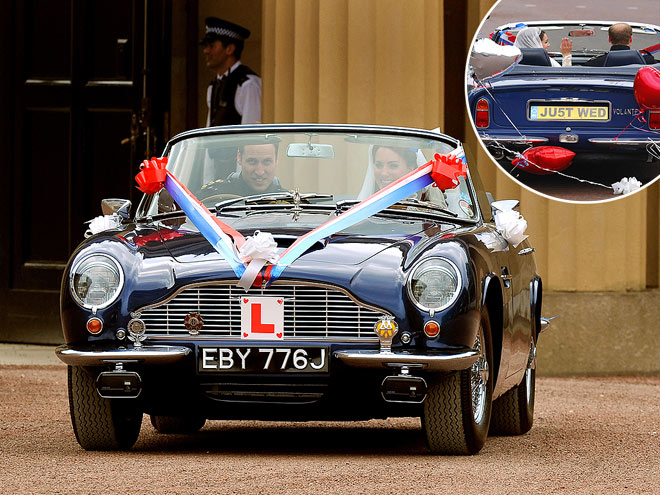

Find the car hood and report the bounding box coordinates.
[152,211,464,266]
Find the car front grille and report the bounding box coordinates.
[139,282,388,341]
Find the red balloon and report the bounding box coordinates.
[634,66,660,111]
[512,146,575,175]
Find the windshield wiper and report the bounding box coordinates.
[394,198,459,217]
[215,192,333,213]
[335,198,458,217]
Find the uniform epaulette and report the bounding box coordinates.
[200,178,224,190]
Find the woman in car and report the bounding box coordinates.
[514,26,573,67]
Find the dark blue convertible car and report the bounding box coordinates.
[468,21,660,164]
[56,124,543,455]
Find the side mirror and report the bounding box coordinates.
[101,198,132,220]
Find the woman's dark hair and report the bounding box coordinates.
[371,145,418,169]
[539,30,547,43]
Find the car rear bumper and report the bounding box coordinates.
[479,135,549,146]
[480,133,654,152]
[588,138,654,149]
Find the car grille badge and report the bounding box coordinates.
[184,312,204,335]
[374,317,398,354]
[127,313,147,348]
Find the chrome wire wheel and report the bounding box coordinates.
[470,327,489,424]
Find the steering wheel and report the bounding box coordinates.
[202,193,241,205]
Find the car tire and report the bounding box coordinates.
[150,414,206,434]
[490,336,535,436]
[67,366,142,451]
[422,310,493,455]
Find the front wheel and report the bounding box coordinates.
[422,311,493,455]
[67,366,142,451]
[490,336,535,435]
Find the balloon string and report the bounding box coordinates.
[479,81,528,141]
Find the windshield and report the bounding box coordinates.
[495,23,660,55]
[142,128,479,221]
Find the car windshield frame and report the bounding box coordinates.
[491,21,660,55]
[136,124,483,224]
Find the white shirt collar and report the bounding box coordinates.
[218,60,243,80]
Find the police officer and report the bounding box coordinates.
[201,17,262,126]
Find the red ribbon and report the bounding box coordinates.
[136,157,168,194]
[431,153,467,189]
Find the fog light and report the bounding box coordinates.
[86,317,103,334]
[424,320,440,338]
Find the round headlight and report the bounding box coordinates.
[407,258,462,312]
[70,254,124,309]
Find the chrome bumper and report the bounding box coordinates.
[588,138,651,148]
[334,349,479,371]
[480,135,549,145]
[55,344,192,366]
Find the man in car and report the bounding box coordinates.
[585,23,658,66]
[201,143,285,197]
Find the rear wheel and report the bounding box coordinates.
[422,311,493,455]
[490,336,536,435]
[150,414,206,434]
[67,366,142,451]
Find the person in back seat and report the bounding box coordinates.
[514,26,573,67]
[585,23,657,66]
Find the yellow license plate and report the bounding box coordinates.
[529,105,609,121]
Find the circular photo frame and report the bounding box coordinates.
[465,0,660,203]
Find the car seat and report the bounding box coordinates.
[603,50,645,66]
[519,48,553,67]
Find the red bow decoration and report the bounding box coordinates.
[431,153,467,190]
[136,157,169,194]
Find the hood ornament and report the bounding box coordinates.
[291,188,302,221]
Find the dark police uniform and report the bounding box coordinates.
[200,173,285,199]
[208,64,259,126]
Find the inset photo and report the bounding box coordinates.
[466,0,660,202]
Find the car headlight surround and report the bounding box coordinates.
[407,257,462,313]
[70,254,124,310]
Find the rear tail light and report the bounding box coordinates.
[649,111,660,130]
[475,98,490,128]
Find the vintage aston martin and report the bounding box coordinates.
[468,21,660,164]
[56,124,543,455]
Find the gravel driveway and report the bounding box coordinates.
[1,366,658,495]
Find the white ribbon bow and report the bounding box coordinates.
[612,177,642,195]
[237,231,279,290]
[491,200,528,248]
[85,215,121,237]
